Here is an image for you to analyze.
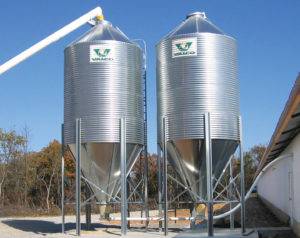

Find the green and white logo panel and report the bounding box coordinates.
[90,45,114,62]
[172,37,197,58]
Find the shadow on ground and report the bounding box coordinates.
[2,219,119,235]
[2,219,183,236]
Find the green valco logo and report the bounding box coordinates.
[90,45,114,62]
[94,48,111,57]
[176,42,192,51]
[172,37,197,58]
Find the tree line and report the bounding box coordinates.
[0,128,67,215]
[0,127,266,216]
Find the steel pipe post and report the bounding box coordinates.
[239,116,246,234]
[75,118,81,236]
[157,144,163,231]
[144,149,149,229]
[61,124,65,234]
[127,181,131,229]
[229,157,234,230]
[142,47,149,230]
[163,117,168,236]
[120,117,127,236]
[204,113,213,237]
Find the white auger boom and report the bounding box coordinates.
[0,7,103,75]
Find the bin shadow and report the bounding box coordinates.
[2,219,119,235]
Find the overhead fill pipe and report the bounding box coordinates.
[0,7,103,75]
[213,153,293,220]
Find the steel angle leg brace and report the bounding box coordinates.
[162,117,168,236]
[239,116,246,235]
[204,113,213,237]
[75,118,81,236]
[120,117,127,236]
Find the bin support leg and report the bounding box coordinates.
[229,158,235,230]
[163,117,168,236]
[75,118,81,236]
[61,124,65,234]
[120,117,127,236]
[204,113,213,237]
[239,116,246,235]
[144,148,149,229]
[157,144,162,231]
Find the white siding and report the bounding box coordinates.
[286,133,300,222]
[257,153,292,217]
[258,133,300,226]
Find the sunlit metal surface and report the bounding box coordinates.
[157,12,240,200]
[64,20,144,202]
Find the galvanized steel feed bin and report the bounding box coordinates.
[64,20,144,203]
[157,12,240,199]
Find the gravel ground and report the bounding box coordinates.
[0,215,167,238]
[215,196,288,228]
[0,197,291,238]
[0,215,260,238]
[241,197,287,228]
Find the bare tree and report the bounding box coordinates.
[22,125,31,205]
[0,129,26,205]
[35,140,61,212]
[38,168,55,212]
[0,164,6,205]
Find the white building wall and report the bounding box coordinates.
[257,153,292,217]
[258,133,300,234]
[289,135,300,223]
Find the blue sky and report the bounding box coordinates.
[0,0,299,153]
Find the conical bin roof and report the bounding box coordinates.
[163,12,224,40]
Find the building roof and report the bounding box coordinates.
[256,74,300,174]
